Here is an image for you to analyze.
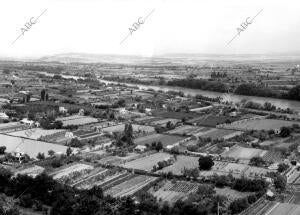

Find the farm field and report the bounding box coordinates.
[102,124,155,133]
[158,155,199,175]
[98,152,154,165]
[223,119,300,131]
[287,167,300,184]
[199,128,243,140]
[275,136,300,149]
[166,125,210,136]
[51,163,94,182]
[105,175,157,197]
[266,203,300,215]
[0,134,78,158]
[221,145,267,160]
[134,133,187,147]
[151,180,198,204]
[74,169,128,190]
[122,152,171,171]
[71,167,109,187]
[149,118,181,127]
[98,156,124,165]
[14,165,45,178]
[260,137,290,147]
[187,115,240,127]
[57,115,98,126]
[8,128,66,140]
[152,110,200,120]
[243,166,274,178]
[215,187,253,202]
[261,151,283,163]
[199,161,274,178]
[134,116,163,124]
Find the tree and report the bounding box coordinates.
[155,141,163,151]
[288,85,300,100]
[249,156,266,167]
[273,174,287,192]
[198,156,214,170]
[229,198,249,214]
[66,147,72,156]
[41,89,46,101]
[280,127,291,137]
[27,112,35,121]
[23,154,31,163]
[36,152,45,160]
[278,163,289,173]
[26,94,31,103]
[166,121,172,129]
[69,138,83,148]
[0,146,6,154]
[48,150,55,157]
[117,99,126,107]
[123,123,134,145]
[182,167,199,179]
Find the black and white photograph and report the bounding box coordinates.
[0,0,300,214]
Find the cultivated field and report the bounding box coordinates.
[166,125,210,136]
[223,119,300,131]
[221,145,267,160]
[266,203,300,215]
[215,187,253,202]
[122,152,171,171]
[152,110,200,120]
[134,133,187,147]
[0,134,78,158]
[151,180,198,204]
[14,165,45,178]
[51,163,94,181]
[158,155,199,175]
[199,128,243,140]
[57,115,98,126]
[102,124,155,133]
[8,128,66,140]
[105,175,157,197]
[187,115,239,127]
[149,118,181,127]
[74,168,127,190]
[198,161,274,178]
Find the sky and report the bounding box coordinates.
[1,0,300,58]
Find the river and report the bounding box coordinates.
[41,72,300,113]
[99,79,300,113]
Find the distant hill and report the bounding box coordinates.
[38,52,300,65]
[2,52,300,66]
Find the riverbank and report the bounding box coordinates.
[99,79,300,113]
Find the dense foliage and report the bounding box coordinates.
[198,156,214,170]
[167,79,228,93]
[235,84,279,98]
[0,166,268,215]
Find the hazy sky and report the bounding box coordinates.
[1,0,300,58]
